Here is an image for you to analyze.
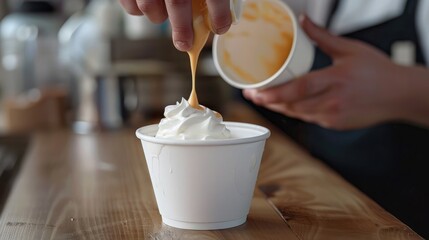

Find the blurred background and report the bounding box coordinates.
[0,0,235,211]
[0,0,235,134]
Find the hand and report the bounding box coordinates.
[244,15,428,130]
[119,0,232,51]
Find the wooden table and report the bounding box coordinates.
[0,103,422,239]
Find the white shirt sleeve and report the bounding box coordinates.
[417,0,429,66]
[282,0,335,27]
[330,0,407,34]
[282,0,429,66]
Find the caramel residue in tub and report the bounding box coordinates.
[223,51,259,83]
[222,0,295,84]
[260,2,294,78]
[263,39,293,77]
[243,2,259,21]
[262,2,291,29]
[237,31,251,37]
[224,31,251,39]
[263,1,290,20]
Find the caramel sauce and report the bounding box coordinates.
[188,0,210,111]
[187,0,222,119]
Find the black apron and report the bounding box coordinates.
[247,0,429,236]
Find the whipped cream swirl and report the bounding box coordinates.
[156,98,231,140]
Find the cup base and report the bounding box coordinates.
[162,216,247,230]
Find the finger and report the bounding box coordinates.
[264,103,301,118]
[243,90,291,115]
[244,90,328,125]
[260,101,325,126]
[289,89,349,128]
[243,68,336,105]
[165,0,193,51]
[120,0,143,15]
[263,100,328,126]
[206,0,232,34]
[136,0,168,22]
[290,88,336,115]
[300,14,355,57]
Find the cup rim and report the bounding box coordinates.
[213,0,298,89]
[135,122,270,146]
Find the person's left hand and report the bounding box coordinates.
[243,15,411,130]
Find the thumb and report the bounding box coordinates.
[300,15,353,57]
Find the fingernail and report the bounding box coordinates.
[174,40,191,51]
[242,90,251,99]
[254,92,263,102]
[245,89,256,96]
[215,25,230,35]
[249,90,263,101]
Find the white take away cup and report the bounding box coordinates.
[213,0,315,89]
[135,122,270,230]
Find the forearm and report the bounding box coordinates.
[395,65,429,128]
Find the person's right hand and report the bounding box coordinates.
[119,0,232,51]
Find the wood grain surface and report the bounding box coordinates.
[225,103,422,240]
[0,130,297,240]
[0,102,423,239]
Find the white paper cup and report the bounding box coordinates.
[135,122,270,230]
[213,0,315,89]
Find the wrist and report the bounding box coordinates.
[392,65,429,127]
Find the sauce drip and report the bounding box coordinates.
[187,0,211,111]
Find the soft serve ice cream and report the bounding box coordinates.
[156,98,231,140]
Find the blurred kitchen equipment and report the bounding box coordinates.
[59,0,123,132]
[60,0,87,17]
[0,0,65,98]
[2,88,68,133]
[59,0,122,76]
[0,1,7,20]
[123,10,169,40]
